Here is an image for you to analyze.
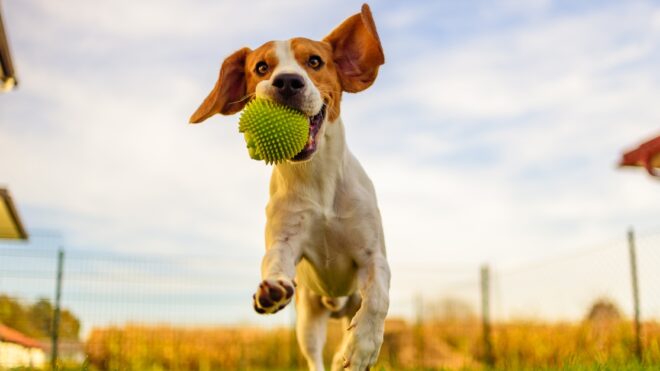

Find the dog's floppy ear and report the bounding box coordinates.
[323,4,384,93]
[189,47,251,124]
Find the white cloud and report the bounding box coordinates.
[399,6,659,121]
[1,0,660,326]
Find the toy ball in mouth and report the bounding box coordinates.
[238,99,309,164]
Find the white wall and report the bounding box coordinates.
[0,341,45,369]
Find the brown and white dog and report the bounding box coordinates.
[190,4,390,370]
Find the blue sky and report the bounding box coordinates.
[1,0,660,328]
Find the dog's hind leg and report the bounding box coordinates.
[338,253,390,370]
[329,292,361,371]
[296,286,331,371]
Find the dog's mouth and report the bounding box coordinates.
[290,105,326,162]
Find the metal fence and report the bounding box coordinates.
[0,227,659,369]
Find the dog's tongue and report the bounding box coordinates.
[296,124,317,156]
[291,122,317,160]
[292,106,325,161]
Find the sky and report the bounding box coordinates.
[1,0,660,328]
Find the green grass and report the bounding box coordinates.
[495,363,658,371]
[13,360,656,371]
[249,362,660,371]
[384,364,659,371]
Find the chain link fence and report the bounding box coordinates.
[0,227,659,369]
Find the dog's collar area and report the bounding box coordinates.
[290,105,326,162]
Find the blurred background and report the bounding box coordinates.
[0,0,659,370]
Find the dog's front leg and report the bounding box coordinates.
[340,252,390,370]
[252,211,307,314]
[252,241,300,314]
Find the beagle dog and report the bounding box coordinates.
[190,4,390,370]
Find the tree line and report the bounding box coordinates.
[0,294,80,340]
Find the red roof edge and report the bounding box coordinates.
[0,324,44,349]
[620,134,660,177]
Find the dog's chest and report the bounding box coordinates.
[296,210,361,297]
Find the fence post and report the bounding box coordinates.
[51,248,64,369]
[480,265,494,367]
[628,228,642,362]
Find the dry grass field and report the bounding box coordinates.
[82,317,660,370]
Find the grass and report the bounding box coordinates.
[78,318,660,370]
[216,364,660,371]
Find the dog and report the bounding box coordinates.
[189,4,390,370]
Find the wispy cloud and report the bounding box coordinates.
[1,1,659,324]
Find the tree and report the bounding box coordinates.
[30,298,54,336]
[0,294,80,339]
[585,297,622,323]
[0,294,37,337]
[59,308,81,339]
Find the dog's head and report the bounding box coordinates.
[190,4,384,162]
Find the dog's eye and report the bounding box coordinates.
[255,61,269,76]
[307,55,324,70]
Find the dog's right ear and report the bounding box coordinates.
[189,47,252,124]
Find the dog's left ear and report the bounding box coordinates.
[324,3,384,93]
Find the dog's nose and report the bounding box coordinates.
[272,73,305,97]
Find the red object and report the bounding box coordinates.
[0,324,44,349]
[620,134,660,177]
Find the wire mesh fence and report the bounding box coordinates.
[0,227,659,369]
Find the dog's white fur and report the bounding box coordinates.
[268,119,390,370]
[191,5,390,370]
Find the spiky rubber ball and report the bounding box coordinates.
[238,99,309,164]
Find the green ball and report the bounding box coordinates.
[238,99,309,164]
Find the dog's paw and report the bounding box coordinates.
[341,314,384,370]
[252,279,295,314]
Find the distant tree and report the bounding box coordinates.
[59,308,81,339]
[585,298,622,323]
[0,294,37,337]
[0,294,80,339]
[30,298,54,336]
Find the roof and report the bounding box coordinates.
[0,324,44,349]
[0,188,28,240]
[0,2,17,91]
[620,134,660,178]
